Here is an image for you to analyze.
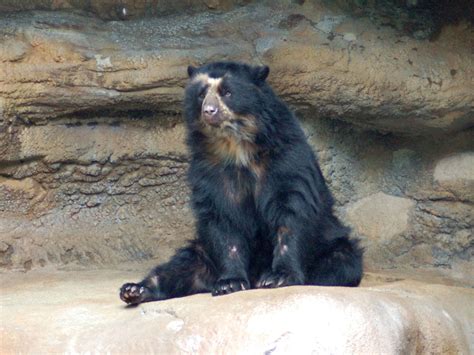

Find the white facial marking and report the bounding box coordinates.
[192,73,222,88]
[207,77,222,86]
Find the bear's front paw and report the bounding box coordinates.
[256,271,303,289]
[120,283,151,305]
[212,278,249,296]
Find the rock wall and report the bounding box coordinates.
[0,118,192,269]
[304,118,473,284]
[0,0,250,19]
[0,1,472,283]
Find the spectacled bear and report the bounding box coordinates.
[120,61,363,304]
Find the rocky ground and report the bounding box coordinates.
[1,268,473,354]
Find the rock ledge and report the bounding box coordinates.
[1,269,472,354]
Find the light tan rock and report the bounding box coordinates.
[346,192,414,242]
[0,0,244,19]
[0,118,192,270]
[0,3,473,134]
[18,120,187,164]
[0,177,47,216]
[0,269,472,354]
[434,152,474,201]
[346,192,416,268]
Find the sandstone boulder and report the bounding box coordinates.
[0,0,245,19]
[0,2,472,134]
[1,269,472,354]
[346,192,415,267]
[434,152,474,202]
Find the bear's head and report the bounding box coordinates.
[185,62,270,143]
[184,62,274,167]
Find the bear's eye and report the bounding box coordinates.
[198,88,206,99]
[221,89,231,97]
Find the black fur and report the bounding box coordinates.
[119,62,363,305]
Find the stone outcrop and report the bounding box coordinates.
[346,192,415,242]
[1,269,473,354]
[433,152,474,201]
[346,192,415,266]
[0,1,473,285]
[0,119,192,269]
[0,2,472,133]
[305,117,473,284]
[0,0,247,19]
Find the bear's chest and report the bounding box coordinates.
[206,135,257,168]
[220,167,257,205]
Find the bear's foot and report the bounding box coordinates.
[256,271,303,289]
[212,278,249,296]
[119,283,154,305]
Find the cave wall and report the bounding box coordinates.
[0,1,472,283]
[304,118,473,283]
[0,0,251,19]
[0,117,192,269]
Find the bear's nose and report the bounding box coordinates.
[203,105,218,117]
[202,104,221,126]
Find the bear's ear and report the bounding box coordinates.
[187,65,197,78]
[253,65,270,84]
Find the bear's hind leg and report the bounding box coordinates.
[256,225,306,289]
[119,241,217,305]
[308,237,363,287]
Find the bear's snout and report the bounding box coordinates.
[202,104,221,126]
[202,94,223,126]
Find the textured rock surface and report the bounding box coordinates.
[1,269,472,354]
[346,192,415,242]
[0,0,249,19]
[433,152,474,201]
[0,1,473,285]
[1,114,473,282]
[0,2,472,133]
[304,118,474,284]
[0,119,192,269]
